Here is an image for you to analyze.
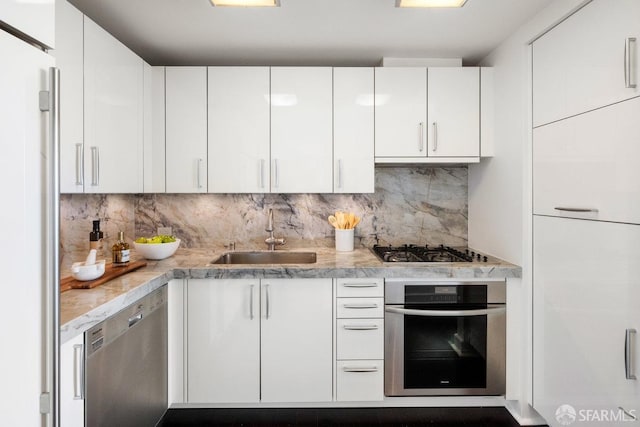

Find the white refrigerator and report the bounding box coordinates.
[0,7,59,427]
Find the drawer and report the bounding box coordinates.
[336,278,383,298]
[336,319,384,360]
[336,360,384,401]
[337,297,383,318]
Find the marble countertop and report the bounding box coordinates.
[60,246,521,344]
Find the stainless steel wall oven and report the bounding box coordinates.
[385,279,506,396]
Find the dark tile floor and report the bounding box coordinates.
[158,407,548,427]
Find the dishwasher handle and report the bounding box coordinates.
[128,312,143,328]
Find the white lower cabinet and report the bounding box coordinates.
[261,279,333,402]
[61,334,84,427]
[533,216,640,425]
[335,278,384,402]
[187,279,260,403]
[186,278,332,403]
[168,279,186,405]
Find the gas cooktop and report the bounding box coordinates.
[372,244,488,263]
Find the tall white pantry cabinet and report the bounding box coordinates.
[0,2,55,426]
[532,1,640,425]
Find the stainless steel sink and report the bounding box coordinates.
[212,251,317,265]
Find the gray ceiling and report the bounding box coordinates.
[69,0,554,66]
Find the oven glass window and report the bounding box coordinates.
[403,313,487,389]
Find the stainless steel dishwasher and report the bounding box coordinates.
[85,286,167,427]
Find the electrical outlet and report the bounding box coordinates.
[157,227,172,236]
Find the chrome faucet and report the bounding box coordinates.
[265,209,285,251]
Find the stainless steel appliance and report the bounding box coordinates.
[385,279,506,396]
[85,286,168,426]
[372,244,489,263]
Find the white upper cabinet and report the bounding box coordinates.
[187,279,260,403]
[0,0,54,48]
[143,65,166,193]
[428,67,479,157]
[533,96,640,225]
[208,67,270,193]
[260,278,333,403]
[54,0,84,194]
[375,67,480,162]
[533,0,640,127]
[374,67,427,158]
[333,68,375,193]
[270,67,333,193]
[83,17,143,193]
[165,67,208,193]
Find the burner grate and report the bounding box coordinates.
[372,244,488,263]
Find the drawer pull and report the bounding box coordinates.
[342,283,379,288]
[343,366,378,373]
[554,207,598,213]
[343,324,379,330]
[73,344,84,400]
[343,303,378,309]
[625,37,637,89]
[75,143,84,186]
[626,328,637,380]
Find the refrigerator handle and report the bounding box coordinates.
[40,67,61,427]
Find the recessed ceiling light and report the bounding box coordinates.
[396,0,467,8]
[210,0,280,7]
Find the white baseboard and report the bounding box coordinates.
[505,400,548,426]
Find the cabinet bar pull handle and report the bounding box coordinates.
[554,207,599,213]
[342,283,379,288]
[343,324,379,330]
[337,159,343,189]
[42,68,62,426]
[259,159,265,189]
[419,122,424,152]
[625,328,637,380]
[386,305,505,317]
[432,122,438,151]
[90,146,99,186]
[75,143,84,186]
[342,366,378,373]
[265,284,270,319]
[625,38,637,89]
[249,284,255,320]
[273,159,279,189]
[73,344,84,400]
[197,158,204,189]
[343,303,378,309]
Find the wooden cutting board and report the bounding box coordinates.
[60,260,147,293]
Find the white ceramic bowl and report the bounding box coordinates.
[134,239,181,260]
[71,259,106,281]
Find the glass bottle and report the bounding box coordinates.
[112,231,130,266]
[89,220,104,253]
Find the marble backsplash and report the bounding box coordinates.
[60,167,468,254]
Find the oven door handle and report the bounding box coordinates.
[385,304,505,317]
